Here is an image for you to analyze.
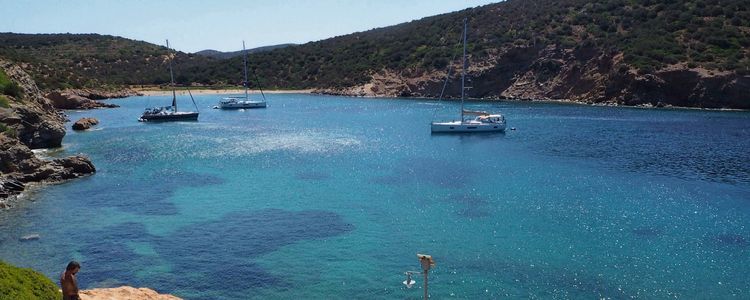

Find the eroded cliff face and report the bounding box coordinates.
[316,46,750,109]
[0,59,95,202]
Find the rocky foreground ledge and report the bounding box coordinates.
[81,286,181,300]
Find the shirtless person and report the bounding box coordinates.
[60,261,80,300]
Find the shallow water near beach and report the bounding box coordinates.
[1,94,749,299]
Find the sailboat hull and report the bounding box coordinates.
[219,101,266,109]
[431,121,506,133]
[139,112,199,122]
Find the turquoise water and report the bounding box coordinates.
[1,94,749,299]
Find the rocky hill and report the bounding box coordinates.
[1,0,749,108]
[0,33,223,89]
[194,43,296,59]
[0,59,95,202]
[279,0,750,108]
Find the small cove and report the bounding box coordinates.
[1,93,749,299]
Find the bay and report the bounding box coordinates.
[1,93,749,299]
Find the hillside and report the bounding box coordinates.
[0,33,225,89]
[240,0,750,108]
[1,0,749,108]
[194,43,296,59]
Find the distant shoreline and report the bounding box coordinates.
[123,88,747,111]
[309,92,750,112]
[136,88,314,96]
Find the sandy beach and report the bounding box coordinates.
[136,88,314,96]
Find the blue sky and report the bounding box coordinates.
[2,0,499,53]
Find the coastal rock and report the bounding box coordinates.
[0,134,44,174]
[1,178,25,192]
[72,117,99,130]
[51,155,96,179]
[46,90,120,110]
[64,88,142,100]
[0,177,26,199]
[45,87,141,110]
[3,152,95,195]
[80,286,182,300]
[11,106,66,148]
[14,154,95,182]
[0,60,97,200]
[1,60,66,149]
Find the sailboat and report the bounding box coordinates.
[218,41,267,109]
[431,18,506,133]
[139,40,199,122]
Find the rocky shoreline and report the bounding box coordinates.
[312,89,748,111]
[312,45,750,110]
[0,134,95,200]
[46,88,142,110]
[0,60,97,203]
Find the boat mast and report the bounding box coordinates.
[243,41,249,100]
[460,18,467,122]
[167,39,177,112]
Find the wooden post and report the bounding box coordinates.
[418,254,435,299]
[423,270,429,299]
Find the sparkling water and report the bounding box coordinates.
[1,94,749,299]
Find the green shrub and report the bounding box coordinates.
[0,123,15,138]
[0,261,62,300]
[0,95,9,108]
[0,69,22,98]
[3,82,22,98]
[0,69,10,87]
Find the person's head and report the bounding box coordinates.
[66,261,80,274]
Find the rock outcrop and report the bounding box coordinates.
[62,88,142,100]
[314,45,750,109]
[72,117,99,130]
[0,59,96,202]
[80,286,181,300]
[0,134,95,200]
[0,178,25,199]
[1,60,67,148]
[46,90,123,109]
[51,155,96,179]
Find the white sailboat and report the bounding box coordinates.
[218,41,267,109]
[139,39,199,122]
[431,18,506,133]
